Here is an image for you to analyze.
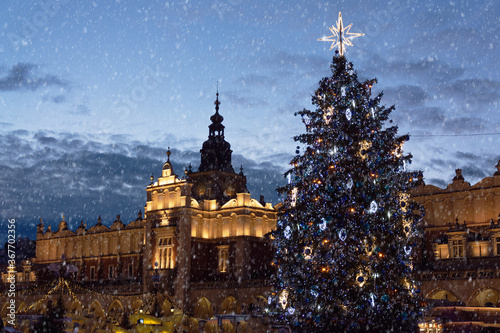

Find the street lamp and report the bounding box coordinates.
[152,261,160,289]
[151,261,160,317]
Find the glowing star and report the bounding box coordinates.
[318,12,364,56]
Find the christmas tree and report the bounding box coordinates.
[270,53,423,332]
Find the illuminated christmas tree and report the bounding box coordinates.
[270,17,423,331]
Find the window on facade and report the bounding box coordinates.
[452,239,464,258]
[217,246,230,273]
[109,266,114,279]
[128,263,134,278]
[496,237,500,255]
[158,237,174,269]
[90,266,95,280]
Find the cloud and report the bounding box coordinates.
[364,57,465,84]
[441,116,490,133]
[393,103,494,136]
[392,106,446,131]
[51,95,67,103]
[36,135,58,145]
[0,63,69,92]
[223,91,269,108]
[440,79,500,105]
[264,51,329,78]
[0,130,285,241]
[384,85,429,107]
[236,74,276,87]
[69,104,91,115]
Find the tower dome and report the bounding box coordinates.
[199,92,234,173]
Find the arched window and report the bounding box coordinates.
[217,245,230,273]
[158,236,174,269]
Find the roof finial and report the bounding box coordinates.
[167,147,171,162]
[215,82,220,114]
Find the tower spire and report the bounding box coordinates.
[209,88,224,138]
[198,87,234,173]
[215,83,220,114]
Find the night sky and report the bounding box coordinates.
[0,0,498,240]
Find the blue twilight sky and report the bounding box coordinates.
[0,0,499,238]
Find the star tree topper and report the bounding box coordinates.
[318,12,364,56]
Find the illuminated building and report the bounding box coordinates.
[14,93,277,320]
[413,165,500,332]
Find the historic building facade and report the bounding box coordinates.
[413,164,500,331]
[25,93,277,318]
